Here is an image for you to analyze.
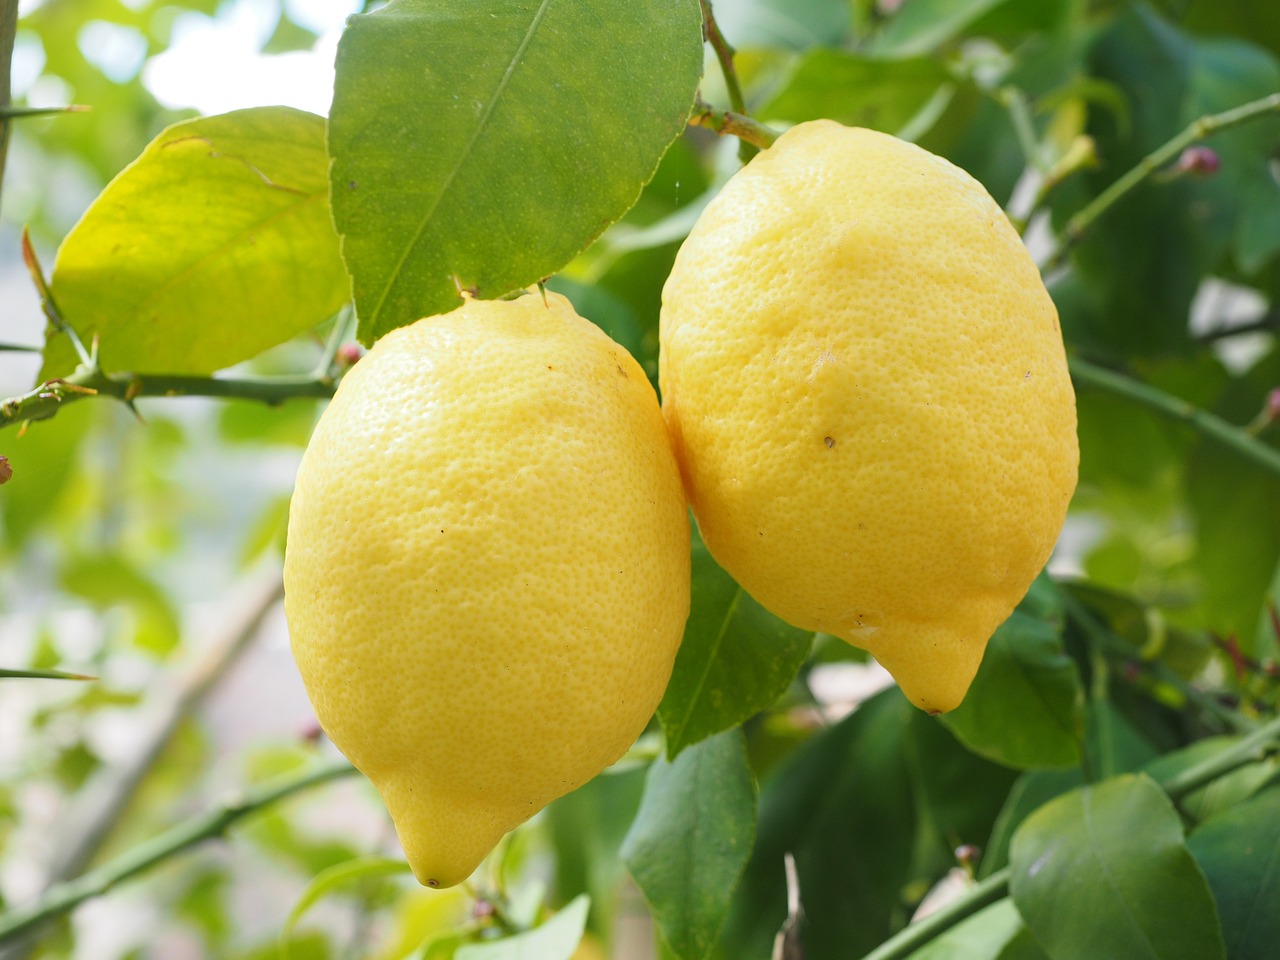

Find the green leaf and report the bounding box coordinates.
[622,730,756,960]
[759,49,951,135]
[281,857,411,958]
[1144,737,1279,825]
[910,900,1048,960]
[455,894,589,960]
[1187,786,1280,960]
[1010,773,1227,960]
[941,582,1084,770]
[544,765,646,939]
[657,543,812,758]
[979,768,1083,878]
[328,0,703,344]
[868,0,1012,56]
[45,107,348,378]
[0,401,92,548]
[721,690,927,958]
[59,553,181,658]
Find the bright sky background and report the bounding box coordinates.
[14,0,363,117]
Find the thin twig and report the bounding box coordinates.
[38,571,286,889]
[0,759,359,945]
[0,365,336,429]
[858,712,1280,960]
[1045,92,1280,269]
[698,0,756,163]
[1063,591,1257,735]
[688,98,779,151]
[0,0,19,215]
[1069,356,1280,481]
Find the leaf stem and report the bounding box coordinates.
[699,0,745,117]
[688,98,779,151]
[859,712,1280,960]
[0,760,359,946]
[859,869,1011,960]
[1069,356,1280,480]
[1046,92,1280,269]
[1159,712,1280,799]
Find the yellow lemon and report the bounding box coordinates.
[284,292,690,887]
[659,120,1077,713]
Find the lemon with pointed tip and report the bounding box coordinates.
[659,120,1078,713]
[284,292,690,887]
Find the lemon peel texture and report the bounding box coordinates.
[659,120,1078,713]
[285,292,690,886]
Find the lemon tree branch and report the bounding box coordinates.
[0,760,359,946]
[0,364,337,429]
[859,712,1280,960]
[688,98,779,150]
[1046,92,1280,269]
[1069,356,1280,480]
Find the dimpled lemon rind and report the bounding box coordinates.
[659,120,1078,714]
[284,292,690,888]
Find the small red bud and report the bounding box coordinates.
[472,899,496,920]
[1265,387,1280,423]
[336,343,364,367]
[0,456,11,485]
[1178,146,1220,176]
[1122,660,1142,683]
[299,719,325,744]
[955,844,982,866]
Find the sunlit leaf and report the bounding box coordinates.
[46,106,348,378]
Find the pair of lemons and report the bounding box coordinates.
[283,121,1079,889]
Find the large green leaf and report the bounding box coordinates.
[1010,773,1227,960]
[544,765,647,939]
[622,730,756,960]
[1187,786,1280,960]
[455,895,589,960]
[328,0,703,344]
[45,107,348,378]
[942,581,1084,771]
[657,542,812,758]
[721,693,918,959]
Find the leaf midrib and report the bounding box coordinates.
[1082,788,1163,960]
[670,587,745,748]
[367,0,555,328]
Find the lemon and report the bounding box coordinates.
[284,292,690,888]
[659,120,1078,713]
